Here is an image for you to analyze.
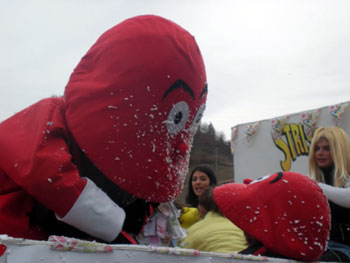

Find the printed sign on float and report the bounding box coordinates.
[231,101,350,183]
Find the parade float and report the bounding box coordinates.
[0,235,303,263]
[231,101,350,183]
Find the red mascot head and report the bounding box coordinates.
[64,15,207,202]
[214,172,330,261]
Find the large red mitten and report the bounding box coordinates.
[214,172,330,261]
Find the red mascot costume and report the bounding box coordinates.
[0,15,207,243]
[214,172,330,261]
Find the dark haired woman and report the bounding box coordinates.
[179,166,217,229]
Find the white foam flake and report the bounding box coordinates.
[46,121,54,126]
[146,86,151,92]
[315,221,323,227]
[151,142,156,153]
[48,178,52,183]
[282,179,288,183]
[114,157,120,161]
[150,105,158,111]
[14,163,18,168]
[108,105,118,109]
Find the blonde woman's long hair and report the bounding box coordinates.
[309,127,350,187]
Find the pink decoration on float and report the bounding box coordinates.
[48,236,113,253]
[271,116,290,141]
[243,122,260,143]
[230,126,238,153]
[301,109,321,140]
[329,102,349,126]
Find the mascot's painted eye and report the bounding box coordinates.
[249,174,272,185]
[165,101,189,135]
[193,104,206,125]
[190,104,206,134]
[249,172,284,185]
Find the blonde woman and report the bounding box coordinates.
[309,126,350,261]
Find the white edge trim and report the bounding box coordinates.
[56,177,125,242]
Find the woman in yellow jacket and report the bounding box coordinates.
[178,166,217,229]
[178,187,247,253]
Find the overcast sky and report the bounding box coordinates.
[1,0,350,139]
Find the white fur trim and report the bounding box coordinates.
[319,182,350,208]
[56,178,125,242]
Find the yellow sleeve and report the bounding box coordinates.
[179,207,201,229]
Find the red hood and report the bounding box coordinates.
[64,15,207,202]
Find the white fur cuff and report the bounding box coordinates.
[56,178,126,242]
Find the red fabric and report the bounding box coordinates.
[0,98,86,239]
[0,244,6,256]
[64,15,207,202]
[243,178,253,184]
[253,247,267,256]
[120,231,137,245]
[0,15,206,239]
[214,172,331,262]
